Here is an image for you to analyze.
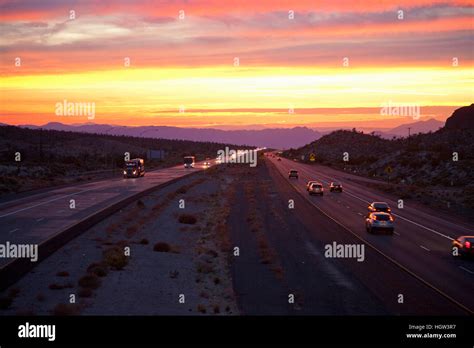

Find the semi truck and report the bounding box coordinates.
[123,158,145,178]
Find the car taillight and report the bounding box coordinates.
[389,216,394,222]
[465,241,471,249]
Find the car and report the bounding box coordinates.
[288,170,298,179]
[329,182,343,192]
[309,183,324,195]
[306,180,318,191]
[368,202,391,213]
[452,236,474,258]
[365,212,394,234]
[203,161,211,167]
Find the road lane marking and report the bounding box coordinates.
[459,266,473,274]
[0,187,97,219]
[394,231,400,236]
[270,158,473,314]
[302,169,454,241]
[36,217,44,222]
[420,245,430,252]
[357,212,363,216]
[8,228,19,234]
[291,163,462,240]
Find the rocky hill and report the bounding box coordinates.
[445,104,474,129]
[283,105,474,212]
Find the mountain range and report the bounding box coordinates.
[16,118,446,149]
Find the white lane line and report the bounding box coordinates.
[296,164,461,240]
[271,161,473,314]
[393,214,454,241]
[459,266,474,274]
[8,228,19,234]
[357,212,363,216]
[341,188,454,241]
[420,245,430,252]
[0,187,97,219]
[36,217,44,222]
[394,231,400,236]
[345,205,351,209]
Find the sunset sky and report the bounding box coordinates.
[0,0,472,129]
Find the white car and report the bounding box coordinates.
[365,212,394,234]
[309,183,324,196]
[306,180,318,191]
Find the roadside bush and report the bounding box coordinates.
[87,262,108,277]
[178,214,197,225]
[103,247,128,270]
[78,274,101,289]
[153,242,171,252]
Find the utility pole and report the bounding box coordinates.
[39,127,43,161]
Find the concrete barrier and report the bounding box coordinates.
[0,170,201,291]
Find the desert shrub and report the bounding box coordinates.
[87,262,108,277]
[153,242,171,252]
[103,247,128,270]
[78,288,93,298]
[78,274,101,289]
[52,303,80,316]
[178,214,197,225]
[56,271,70,277]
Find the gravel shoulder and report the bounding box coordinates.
[0,167,238,316]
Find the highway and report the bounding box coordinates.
[0,163,206,268]
[267,155,474,314]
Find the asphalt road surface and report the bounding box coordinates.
[0,163,208,267]
[266,155,473,314]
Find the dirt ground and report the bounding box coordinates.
[0,166,239,315]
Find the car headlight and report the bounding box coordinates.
[123,170,127,174]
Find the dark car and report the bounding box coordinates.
[452,236,474,258]
[329,182,343,192]
[288,170,298,179]
[368,202,391,213]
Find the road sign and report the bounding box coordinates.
[309,153,316,162]
[385,165,393,174]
